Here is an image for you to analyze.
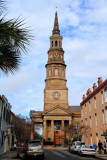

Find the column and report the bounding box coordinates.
[69,120,72,126]
[61,120,65,146]
[51,120,54,141]
[30,122,34,140]
[43,120,47,140]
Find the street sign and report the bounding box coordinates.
[7,125,14,129]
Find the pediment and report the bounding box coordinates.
[44,106,73,115]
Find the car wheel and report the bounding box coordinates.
[41,153,44,160]
[25,154,30,160]
[80,152,82,156]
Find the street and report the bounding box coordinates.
[44,149,97,160]
[0,149,105,160]
[32,149,98,160]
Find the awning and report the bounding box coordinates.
[101,132,107,136]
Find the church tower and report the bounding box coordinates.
[30,11,81,146]
[44,11,68,111]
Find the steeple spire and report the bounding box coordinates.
[52,11,60,35]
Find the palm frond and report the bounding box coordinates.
[0,16,33,74]
[0,17,32,53]
[0,44,21,74]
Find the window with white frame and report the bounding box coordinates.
[89,101,91,112]
[90,134,92,145]
[94,97,96,109]
[105,107,107,123]
[96,133,98,145]
[95,113,97,126]
[104,89,107,103]
[90,116,92,128]
[102,110,105,124]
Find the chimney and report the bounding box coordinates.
[97,77,103,86]
[86,88,92,96]
[93,83,97,91]
[82,94,86,101]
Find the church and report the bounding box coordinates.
[30,11,81,146]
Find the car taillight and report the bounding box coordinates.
[82,149,88,151]
[75,146,76,148]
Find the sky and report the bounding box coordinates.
[0,0,107,117]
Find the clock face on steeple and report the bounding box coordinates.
[53,92,60,98]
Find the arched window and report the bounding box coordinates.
[55,41,57,47]
[51,41,53,47]
[48,69,51,76]
[55,69,58,76]
[62,69,64,77]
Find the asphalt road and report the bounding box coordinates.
[43,149,98,160]
[19,149,99,160]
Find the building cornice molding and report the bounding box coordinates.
[81,79,107,106]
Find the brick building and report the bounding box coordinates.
[80,77,107,145]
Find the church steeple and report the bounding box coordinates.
[52,11,60,35]
[44,11,68,111]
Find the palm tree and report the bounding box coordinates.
[0,0,32,74]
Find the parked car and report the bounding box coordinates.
[68,141,85,154]
[17,142,27,159]
[72,141,85,153]
[26,139,44,159]
[77,145,96,157]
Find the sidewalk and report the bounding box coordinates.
[0,150,20,160]
[95,152,107,160]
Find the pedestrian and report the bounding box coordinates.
[103,141,106,154]
[93,142,97,151]
[98,140,103,154]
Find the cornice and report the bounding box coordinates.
[80,79,107,106]
[45,63,66,67]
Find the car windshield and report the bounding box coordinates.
[28,141,41,147]
[83,145,93,149]
[76,142,85,145]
